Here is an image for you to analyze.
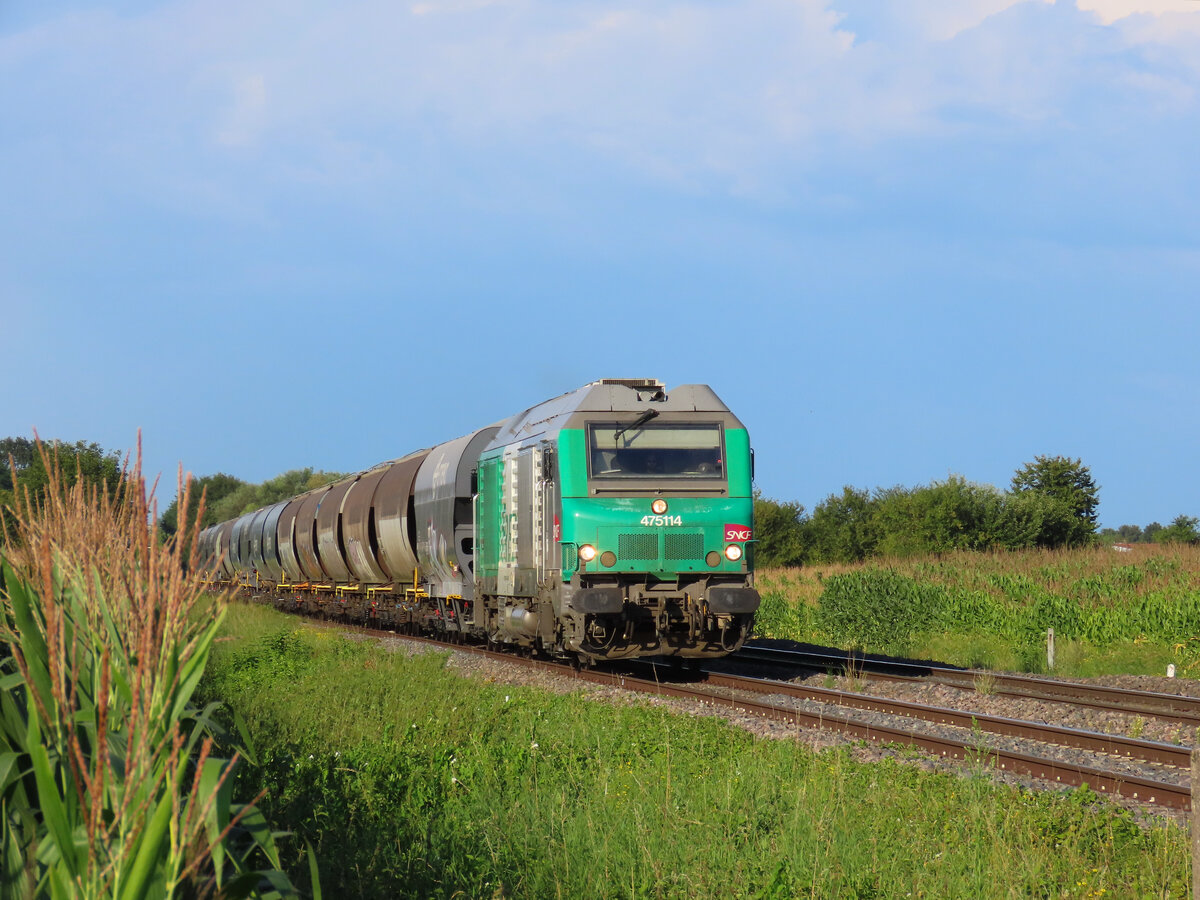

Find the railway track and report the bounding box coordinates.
[737,643,1200,727]
[684,667,1192,770]
[303,614,1194,811]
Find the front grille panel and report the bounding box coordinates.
[618,533,659,560]
[664,533,704,560]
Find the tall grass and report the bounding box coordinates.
[0,438,301,899]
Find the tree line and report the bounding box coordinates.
[1097,518,1200,546]
[157,467,348,542]
[754,455,1199,568]
[3,437,1196,566]
[0,437,125,537]
[1,436,344,548]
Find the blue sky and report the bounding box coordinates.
[2,0,1197,529]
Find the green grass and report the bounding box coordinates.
[754,546,1200,677]
[917,631,1180,677]
[200,603,1188,899]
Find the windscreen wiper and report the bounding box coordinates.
[613,408,659,442]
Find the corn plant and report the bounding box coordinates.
[0,437,307,899]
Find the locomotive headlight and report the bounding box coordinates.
[651,498,668,515]
[724,544,743,561]
[579,544,598,562]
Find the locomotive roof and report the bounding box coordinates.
[486,380,745,449]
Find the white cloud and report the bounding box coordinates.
[409,0,515,15]
[847,0,1054,41]
[1076,0,1200,24]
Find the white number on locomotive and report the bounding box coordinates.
[640,515,684,527]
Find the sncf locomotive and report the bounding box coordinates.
[198,380,760,662]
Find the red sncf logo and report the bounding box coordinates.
[724,524,752,542]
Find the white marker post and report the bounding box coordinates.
[1047,628,1055,671]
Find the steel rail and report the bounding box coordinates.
[691,669,1191,769]
[738,644,1200,726]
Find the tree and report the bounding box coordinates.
[0,437,36,491]
[1,437,126,539]
[1117,523,1145,543]
[1010,456,1099,547]
[159,472,247,539]
[1153,515,1200,545]
[873,477,1007,557]
[993,490,1079,550]
[752,492,808,567]
[804,486,877,563]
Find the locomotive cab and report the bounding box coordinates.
[558,408,759,660]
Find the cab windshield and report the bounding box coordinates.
[588,422,724,480]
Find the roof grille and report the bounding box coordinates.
[599,378,666,400]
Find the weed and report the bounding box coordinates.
[973,672,997,696]
[845,650,866,691]
[964,720,995,775]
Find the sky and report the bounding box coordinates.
[2,0,1198,530]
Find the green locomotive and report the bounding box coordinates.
[474,379,759,660]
